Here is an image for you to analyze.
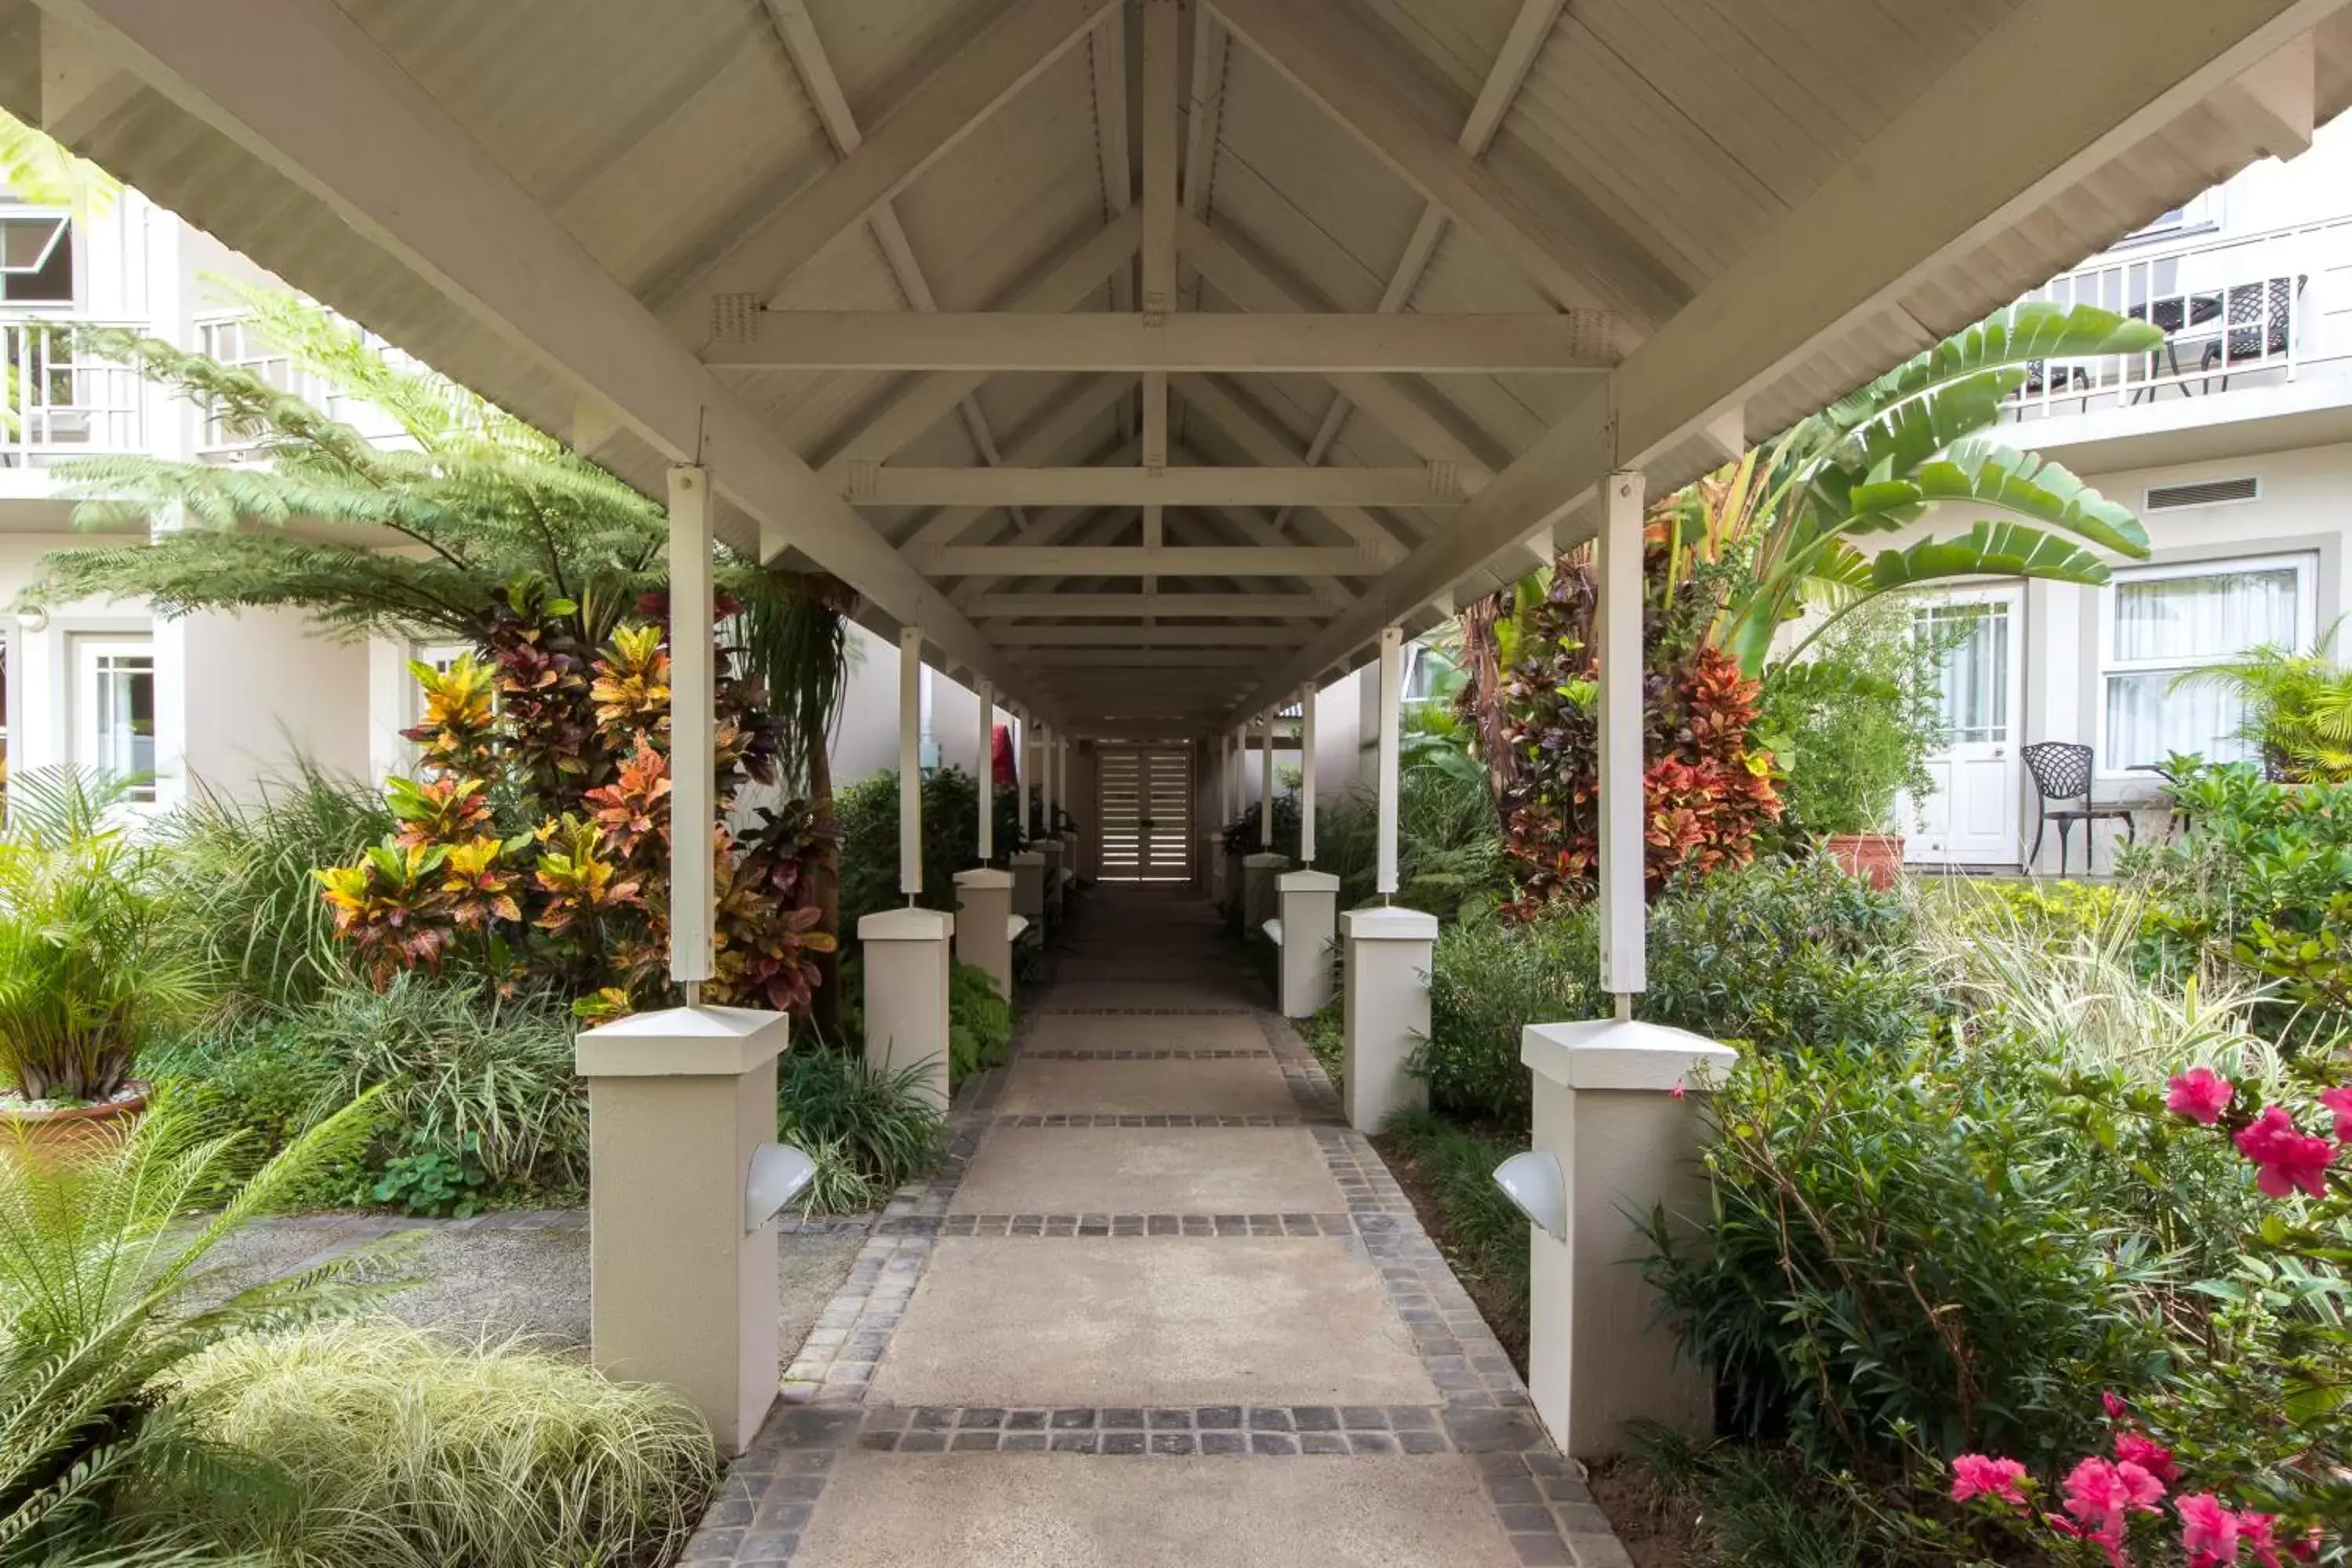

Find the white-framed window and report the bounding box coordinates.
[1402,641,1455,705]
[0,209,74,306]
[74,637,158,803]
[2099,552,2316,771]
[1916,595,2013,746]
[194,312,412,454]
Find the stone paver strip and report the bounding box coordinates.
[950,1124,1343,1215]
[701,891,1632,1566]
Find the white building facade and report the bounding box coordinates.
[1901,118,2352,872]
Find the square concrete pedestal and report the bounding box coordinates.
[1241,851,1287,938]
[1339,906,1436,1132]
[953,867,1016,999]
[575,1005,789,1454]
[858,906,955,1109]
[1009,851,1045,927]
[1274,870,1338,1018]
[1520,1018,1736,1457]
[1037,839,1066,925]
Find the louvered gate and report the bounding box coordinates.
[1096,745,1194,882]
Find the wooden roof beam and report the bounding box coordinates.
[814,212,1142,474]
[1208,0,1686,328]
[1223,0,2344,727]
[761,0,1020,520]
[969,592,1329,619]
[862,466,1472,510]
[662,0,1113,339]
[911,545,1380,577]
[709,310,1615,373]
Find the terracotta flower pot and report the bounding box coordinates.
[1,1085,147,1169]
[1824,833,1904,891]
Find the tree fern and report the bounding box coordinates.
[18,303,843,656]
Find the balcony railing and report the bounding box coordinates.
[2001,215,2352,423]
[2,318,146,467]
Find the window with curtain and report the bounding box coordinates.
[2103,554,2312,769]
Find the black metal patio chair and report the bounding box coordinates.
[2022,742,2137,877]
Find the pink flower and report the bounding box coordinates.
[2114,1431,2178,1484]
[1951,1454,2030,1507]
[2168,1068,2237,1125]
[2234,1106,2336,1199]
[2240,1513,2285,1568]
[2179,1495,2242,1568]
[2063,1457,2167,1568]
[2103,1389,2130,1422]
[2318,1085,2352,1143]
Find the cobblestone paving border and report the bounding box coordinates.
[1032,1004,1255,1015]
[876,1211,1356,1238]
[1020,1047,1272,1059]
[988,1111,1311,1127]
[699,933,1635,1567]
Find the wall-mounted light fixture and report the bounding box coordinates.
[745,1143,818,1233]
[1492,1150,1566,1241]
[17,606,47,633]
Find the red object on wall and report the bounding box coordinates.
[993,723,1017,786]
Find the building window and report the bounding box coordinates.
[1918,599,2011,746]
[75,637,158,802]
[0,211,74,305]
[2102,554,2314,770]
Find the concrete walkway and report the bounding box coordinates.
[690,888,1630,1567]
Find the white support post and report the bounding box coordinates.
[1375,625,1402,898]
[666,466,713,989]
[898,626,923,899]
[976,678,996,863]
[953,679,1016,998]
[1297,681,1317,866]
[1012,709,1029,835]
[1042,723,1058,834]
[1258,711,1274,848]
[1598,471,1646,1004]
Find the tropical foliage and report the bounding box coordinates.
[0,770,209,1103]
[2169,619,2352,783]
[316,621,834,1019]
[1756,597,1952,838]
[1494,554,1781,908]
[1655,303,2158,677]
[0,1097,382,1560]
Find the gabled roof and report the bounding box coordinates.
[5,0,2348,734]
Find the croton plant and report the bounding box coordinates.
[318,587,834,1020]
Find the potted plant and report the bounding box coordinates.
[0,768,206,1160]
[1759,602,1949,888]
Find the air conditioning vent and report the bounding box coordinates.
[2146,477,2259,511]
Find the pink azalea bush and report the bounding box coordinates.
[1931,1070,2352,1563]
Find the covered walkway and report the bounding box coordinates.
[699,888,1604,1568]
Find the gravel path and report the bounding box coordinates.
[205,1210,866,1368]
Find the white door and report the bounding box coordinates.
[1098,746,1194,882]
[1905,588,2024,867]
[74,636,159,804]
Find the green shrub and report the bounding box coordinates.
[836,766,996,938]
[160,1319,716,1568]
[0,768,212,1103]
[1642,855,1930,1059]
[0,1097,381,1559]
[776,1044,943,1207]
[1646,1033,2185,1473]
[151,975,584,1211]
[1417,910,1595,1126]
[155,763,391,1013]
[1416,856,1925,1128]
[2122,760,2352,1033]
[1756,597,1949,839]
[948,962,1012,1087]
